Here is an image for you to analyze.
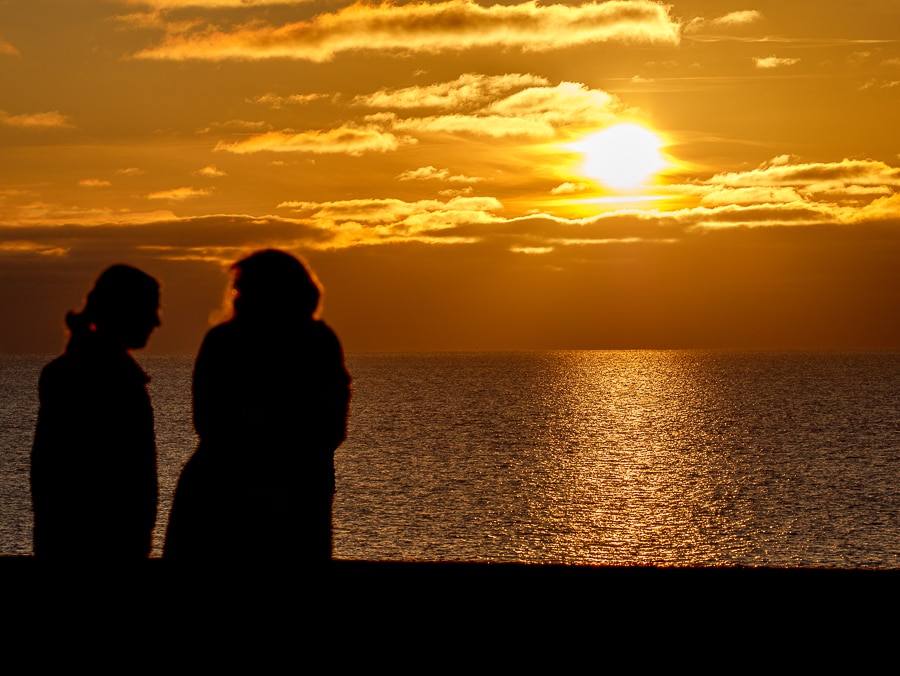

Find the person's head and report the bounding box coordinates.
[66,265,161,350]
[231,249,321,322]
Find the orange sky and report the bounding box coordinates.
[1,0,899,352]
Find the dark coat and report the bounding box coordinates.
[30,336,159,559]
[163,317,351,561]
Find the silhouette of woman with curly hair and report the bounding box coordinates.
[164,250,351,562]
[31,264,161,559]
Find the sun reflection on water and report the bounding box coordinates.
[335,351,900,567]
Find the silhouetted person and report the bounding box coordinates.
[163,250,351,562]
[31,265,160,560]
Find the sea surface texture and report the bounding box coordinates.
[1,351,898,567]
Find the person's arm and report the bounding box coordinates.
[318,324,352,451]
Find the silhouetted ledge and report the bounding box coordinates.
[4,555,897,573]
[3,555,896,591]
[5,558,895,634]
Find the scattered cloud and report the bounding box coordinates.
[511,246,554,254]
[859,79,900,90]
[0,110,73,128]
[754,55,801,69]
[134,0,681,62]
[117,167,146,176]
[684,10,763,35]
[78,179,112,188]
[699,186,805,207]
[551,182,592,195]
[710,10,763,27]
[0,40,20,57]
[215,126,411,155]
[147,186,211,200]
[246,92,331,109]
[277,195,503,245]
[117,0,305,7]
[0,202,178,227]
[194,165,227,177]
[648,157,900,227]
[354,73,549,110]
[0,242,68,256]
[706,158,900,191]
[397,166,484,184]
[438,187,475,197]
[0,188,37,202]
[389,81,626,140]
[391,113,555,139]
[196,119,272,134]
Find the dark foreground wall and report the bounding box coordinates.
[5,558,896,665]
[5,557,895,603]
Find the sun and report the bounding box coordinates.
[570,123,666,190]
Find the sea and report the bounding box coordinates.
[1,350,898,567]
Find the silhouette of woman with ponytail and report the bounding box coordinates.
[31,265,161,559]
[164,250,350,562]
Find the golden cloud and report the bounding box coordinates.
[709,158,900,191]
[486,81,623,127]
[0,242,68,256]
[215,126,409,155]
[280,195,502,223]
[551,182,592,195]
[246,93,331,109]
[0,110,73,128]
[119,0,302,6]
[683,10,763,36]
[0,202,178,227]
[275,195,503,246]
[196,119,272,135]
[699,187,805,207]
[392,113,556,139]
[147,187,211,200]
[388,81,625,139]
[754,55,801,69]
[439,187,475,197]
[354,73,549,109]
[134,0,681,62]
[710,10,763,27]
[646,157,900,226]
[397,166,485,183]
[0,40,20,57]
[194,165,227,177]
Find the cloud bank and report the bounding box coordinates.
[134,0,681,62]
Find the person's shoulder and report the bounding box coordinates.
[309,320,343,349]
[309,321,349,381]
[195,321,245,368]
[206,320,236,338]
[37,351,91,401]
[38,353,76,386]
[199,321,238,349]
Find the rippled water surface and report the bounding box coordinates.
[2,351,899,566]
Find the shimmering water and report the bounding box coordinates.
[2,351,899,566]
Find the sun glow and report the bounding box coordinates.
[571,123,666,190]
